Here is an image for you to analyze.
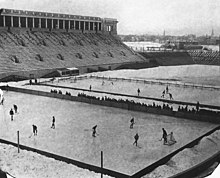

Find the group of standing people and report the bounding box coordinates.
[161,128,176,145]
[161,85,173,100]
[130,117,176,147]
[32,116,56,136]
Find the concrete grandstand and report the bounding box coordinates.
[0,8,145,81]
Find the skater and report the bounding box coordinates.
[137,88,140,96]
[162,128,168,145]
[133,133,139,146]
[9,108,14,121]
[102,81,105,85]
[0,97,4,105]
[89,85,92,91]
[130,117,135,129]
[166,85,169,94]
[169,93,173,100]
[161,90,165,98]
[32,125,37,136]
[13,104,18,113]
[0,89,3,104]
[51,116,55,129]
[92,125,97,137]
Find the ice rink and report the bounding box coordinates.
[0,64,220,177]
[0,91,217,175]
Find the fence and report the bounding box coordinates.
[1,85,220,123]
[89,75,220,91]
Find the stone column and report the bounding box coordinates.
[3,16,5,27]
[51,19,53,29]
[18,17,21,27]
[45,18,48,28]
[93,22,95,31]
[97,22,99,31]
[68,20,70,29]
[11,16,13,27]
[63,20,65,29]
[88,21,91,31]
[57,19,59,29]
[84,21,86,31]
[79,21,81,30]
[25,17,28,28]
[73,20,75,29]
[32,18,35,28]
[39,18,41,28]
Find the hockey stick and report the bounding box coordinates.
[28,133,33,138]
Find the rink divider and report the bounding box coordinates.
[1,85,220,124]
[31,82,220,110]
[0,138,130,178]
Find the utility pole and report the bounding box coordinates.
[17,131,20,153]
[101,151,103,178]
[219,35,220,66]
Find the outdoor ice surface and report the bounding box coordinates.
[0,91,217,175]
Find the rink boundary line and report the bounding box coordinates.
[0,139,130,178]
[34,82,220,110]
[131,125,220,178]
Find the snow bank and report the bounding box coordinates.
[143,130,220,178]
[0,143,112,178]
[93,65,220,85]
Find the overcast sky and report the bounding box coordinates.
[0,0,219,36]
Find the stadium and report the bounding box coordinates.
[0,7,220,178]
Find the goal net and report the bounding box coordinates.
[165,133,177,146]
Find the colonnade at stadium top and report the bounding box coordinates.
[0,8,117,34]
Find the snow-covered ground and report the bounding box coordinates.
[0,143,111,178]
[0,64,220,177]
[144,130,220,178]
[15,65,219,107]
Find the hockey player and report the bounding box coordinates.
[92,125,97,137]
[161,90,165,98]
[51,116,55,129]
[130,117,135,129]
[133,133,139,146]
[169,93,173,100]
[9,108,14,121]
[137,88,141,96]
[166,85,169,94]
[13,104,18,113]
[32,125,38,136]
[162,128,168,145]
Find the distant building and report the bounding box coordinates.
[0,8,118,35]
